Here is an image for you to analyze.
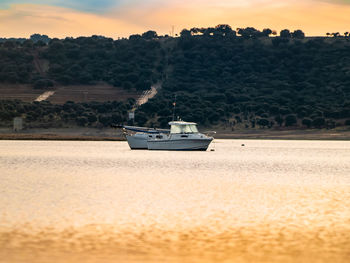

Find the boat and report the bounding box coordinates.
[118,125,169,150]
[147,121,213,151]
[126,133,156,149]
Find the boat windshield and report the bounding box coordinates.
[171,124,198,134]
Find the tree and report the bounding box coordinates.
[280,29,291,38]
[180,29,191,38]
[312,117,325,128]
[257,118,269,128]
[292,29,305,39]
[87,114,97,123]
[142,30,158,39]
[129,34,142,40]
[30,34,50,44]
[34,40,47,47]
[262,28,272,37]
[190,27,201,35]
[203,27,215,37]
[272,37,289,46]
[285,114,297,126]
[3,41,15,49]
[302,118,312,128]
[237,27,262,38]
[215,24,233,36]
[22,40,34,48]
[49,40,64,51]
[275,115,284,126]
[135,112,147,126]
[76,116,88,126]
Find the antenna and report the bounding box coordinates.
[172,94,177,121]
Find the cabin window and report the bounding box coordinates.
[171,124,198,134]
[184,124,198,133]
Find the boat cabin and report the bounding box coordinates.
[169,121,199,134]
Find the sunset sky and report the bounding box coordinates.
[0,0,350,38]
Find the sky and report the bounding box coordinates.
[0,0,350,38]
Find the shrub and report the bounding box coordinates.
[274,115,284,126]
[312,117,325,128]
[76,116,88,126]
[285,114,297,127]
[302,118,312,128]
[257,118,269,128]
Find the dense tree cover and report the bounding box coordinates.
[0,41,35,83]
[0,38,27,43]
[1,26,350,129]
[135,29,350,129]
[0,34,164,91]
[30,34,51,44]
[0,99,133,128]
[43,35,163,91]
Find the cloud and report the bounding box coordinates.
[0,4,143,38]
[106,0,350,36]
[0,0,350,38]
[315,0,350,4]
[0,0,121,13]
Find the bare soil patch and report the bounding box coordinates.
[0,83,140,104]
[48,83,140,104]
[0,84,42,102]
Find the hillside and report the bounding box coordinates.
[1,27,350,129]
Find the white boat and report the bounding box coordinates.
[126,133,156,149]
[147,121,213,151]
[121,125,169,150]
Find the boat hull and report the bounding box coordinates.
[126,134,151,149]
[147,138,213,151]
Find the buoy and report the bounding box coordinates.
[210,149,215,151]
[241,144,245,146]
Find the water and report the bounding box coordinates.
[0,140,349,263]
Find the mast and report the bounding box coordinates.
[172,94,177,121]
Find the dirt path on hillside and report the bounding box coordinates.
[134,82,161,109]
[35,91,55,102]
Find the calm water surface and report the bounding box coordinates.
[0,140,350,263]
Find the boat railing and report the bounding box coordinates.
[111,124,170,134]
[202,131,216,136]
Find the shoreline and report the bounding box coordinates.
[0,133,124,141]
[0,127,124,141]
[1,127,350,141]
[214,129,350,140]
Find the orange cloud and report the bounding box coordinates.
[0,4,143,38]
[110,0,350,36]
[0,1,350,38]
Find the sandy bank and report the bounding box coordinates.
[1,127,350,141]
[215,128,350,140]
[0,127,124,141]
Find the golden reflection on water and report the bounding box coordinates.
[0,140,350,262]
